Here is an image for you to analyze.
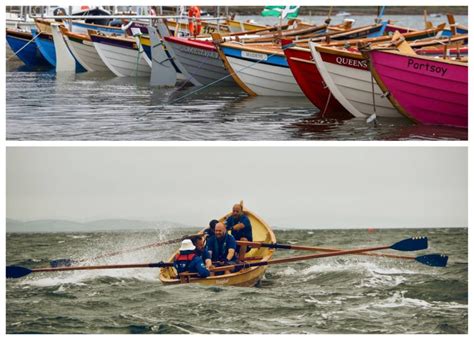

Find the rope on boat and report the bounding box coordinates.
[321,84,333,117]
[363,49,378,126]
[167,43,296,105]
[7,32,41,61]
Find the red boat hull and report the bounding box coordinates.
[282,40,350,119]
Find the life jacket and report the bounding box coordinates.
[188,6,202,37]
[174,252,196,273]
[210,235,229,261]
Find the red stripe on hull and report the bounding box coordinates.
[165,36,216,52]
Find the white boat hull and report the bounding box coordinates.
[310,43,401,118]
[93,41,151,78]
[64,37,111,72]
[166,39,235,86]
[225,54,304,97]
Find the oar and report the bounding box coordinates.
[447,13,457,36]
[212,237,431,272]
[237,240,448,267]
[228,23,290,37]
[7,261,174,279]
[50,234,201,267]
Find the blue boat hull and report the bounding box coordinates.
[31,28,86,72]
[6,30,52,67]
[31,28,57,67]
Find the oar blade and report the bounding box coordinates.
[390,236,428,251]
[415,254,448,267]
[7,266,32,279]
[50,258,75,267]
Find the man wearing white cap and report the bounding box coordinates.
[173,239,210,278]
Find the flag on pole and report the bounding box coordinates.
[261,6,300,19]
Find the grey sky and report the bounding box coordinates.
[6,147,467,229]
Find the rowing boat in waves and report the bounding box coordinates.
[159,205,276,286]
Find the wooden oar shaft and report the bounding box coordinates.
[237,241,417,260]
[56,234,201,265]
[32,262,172,273]
[228,24,290,37]
[89,236,190,260]
[212,244,392,272]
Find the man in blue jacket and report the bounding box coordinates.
[173,239,210,278]
[190,235,212,269]
[203,219,218,238]
[206,222,237,275]
[226,203,253,259]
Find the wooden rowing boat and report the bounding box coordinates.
[159,205,276,286]
[365,37,468,128]
[6,28,52,67]
[89,33,151,77]
[60,27,112,72]
[307,24,448,119]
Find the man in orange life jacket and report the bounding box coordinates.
[173,239,210,278]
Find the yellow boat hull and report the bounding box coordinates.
[159,206,276,287]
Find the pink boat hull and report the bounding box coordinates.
[369,50,468,128]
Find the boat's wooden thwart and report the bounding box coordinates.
[159,206,276,287]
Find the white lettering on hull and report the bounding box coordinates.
[242,51,268,61]
[179,45,219,59]
[336,56,367,69]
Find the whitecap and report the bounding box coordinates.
[371,291,432,309]
[67,235,88,239]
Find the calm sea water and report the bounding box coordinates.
[5,15,468,141]
[6,227,467,334]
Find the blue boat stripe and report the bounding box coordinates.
[222,46,289,68]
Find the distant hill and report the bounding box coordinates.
[6,218,192,233]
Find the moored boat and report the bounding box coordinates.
[6,28,52,67]
[282,39,349,117]
[309,42,402,118]
[60,28,112,72]
[365,41,468,128]
[215,40,305,97]
[90,33,151,77]
[159,205,276,286]
[164,35,236,86]
[31,28,57,67]
[307,23,448,119]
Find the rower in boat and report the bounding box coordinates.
[190,235,212,269]
[207,222,237,275]
[226,203,253,260]
[173,239,210,278]
[203,219,219,238]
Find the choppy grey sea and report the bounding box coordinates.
[6,227,467,334]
